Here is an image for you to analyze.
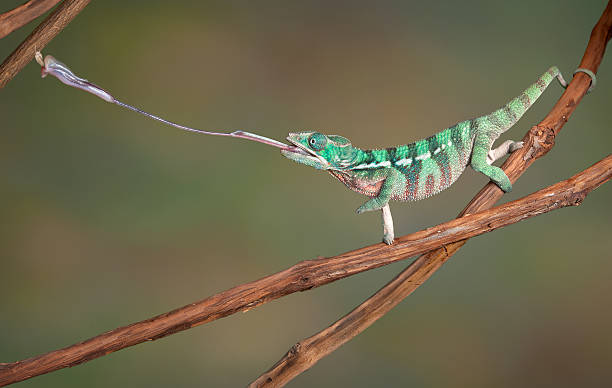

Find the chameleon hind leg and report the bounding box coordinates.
[471,133,514,192]
[486,140,524,165]
[381,204,394,245]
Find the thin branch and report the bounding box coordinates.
[0,0,90,88]
[251,2,612,386]
[1,156,611,387]
[0,0,62,39]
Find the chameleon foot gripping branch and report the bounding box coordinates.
[36,52,568,245]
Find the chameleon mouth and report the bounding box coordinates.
[282,136,330,168]
[284,137,316,157]
[282,144,311,156]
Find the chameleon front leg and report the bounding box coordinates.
[381,204,394,245]
[356,168,403,214]
[355,168,403,244]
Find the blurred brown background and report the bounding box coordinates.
[1,1,610,387]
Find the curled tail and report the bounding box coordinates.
[482,66,567,137]
[470,66,566,193]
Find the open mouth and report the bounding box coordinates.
[282,144,311,156]
[281,136,330,169]
[284,137,315,157]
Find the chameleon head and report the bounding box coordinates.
[281,131,357,170]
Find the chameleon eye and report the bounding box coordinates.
[307,133,327,151]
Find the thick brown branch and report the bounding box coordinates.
[0,0,61,39]
[251,2,612,386]
[1,155,611,387]
[0,0,90,88]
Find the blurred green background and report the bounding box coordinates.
[1,1,611,387]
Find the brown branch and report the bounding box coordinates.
[250,2,612,386]
[0,0,90,88]
[0,0,62,39]
[1,157,611,387]
[250,156,612,388]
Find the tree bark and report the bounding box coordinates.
[0,0,62,39]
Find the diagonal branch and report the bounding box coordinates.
[250,157,611,388]
[0,0,62,39]
[0,0,90,88]
[1,154,611,386]
[250,1,612,386]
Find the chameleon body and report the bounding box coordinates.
[281,67,567,244]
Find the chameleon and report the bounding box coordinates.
[34,52,567,245]
[280,67,568,244]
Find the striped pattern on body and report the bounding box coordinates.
[341,122,473,201]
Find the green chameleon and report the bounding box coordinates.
[281,67,567,244]
[35,53,568,245]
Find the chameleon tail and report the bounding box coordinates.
[483,66,566,137]
[470,67,565,193]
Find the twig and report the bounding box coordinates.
[250,2,612,386]
[0,0,61,39]
[0,0,90,88]
[1,155,611,386]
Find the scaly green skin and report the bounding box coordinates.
[282,67,566,244]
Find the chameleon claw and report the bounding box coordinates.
[356,203,370,214]
[35,50,44,66]
[486,140,524,165]
[383,233,394,245]
[356,203,382,214]
[381,204,394,245]
[509,141,524,152]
